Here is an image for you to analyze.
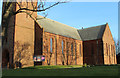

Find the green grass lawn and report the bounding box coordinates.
[2,65,120,76]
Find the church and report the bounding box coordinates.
[2,2,117,68]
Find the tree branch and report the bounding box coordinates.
[16,1,67,12]
[16,2,21,9]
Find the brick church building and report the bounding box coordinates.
[2,2,117,68]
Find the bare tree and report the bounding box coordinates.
[60,52,66,65]
[46,46,52,65]
[14,41,31,68]
[43,45,52,65]
[60,42,79,65]
[1,1,68,67]
[114,38,120,55]
[1,0,68,45]
[60,51,80,65]
[2,0,68,20]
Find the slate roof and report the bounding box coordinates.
[36,15,82,40]
[77,24,107,41]
[36,15,107,41]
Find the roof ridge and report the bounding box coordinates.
[78,24,107,30]
[37,15,82,40]
[37,15,108,41]
[77,24,107,41]
[37,15,77,30]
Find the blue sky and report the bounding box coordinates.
[39,2,118,40]
[0,2,118,40]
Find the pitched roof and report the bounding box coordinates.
[36,15,82,40]
[36,15,107,41]
[77,24,107,41]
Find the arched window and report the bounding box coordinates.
[66,42,69,53]
[66,42,69,65]
[106,43,108,56]
[71,43,73,56]
[108,44,109,56]
[75,43,76,54]
[50,38,53,53]
[75,43,77,64]
[108,44,110,56]
[62,40,64,54]
[80,44,81,56]
[91,43,94,55]
[111,45,113,56]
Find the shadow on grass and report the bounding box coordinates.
[21,65,83,69]
[21,67,36,69]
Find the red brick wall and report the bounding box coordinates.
[13,2,37,68]
[83,39,104,65]
[2,2,116,68]
[42,32,83,65]
[83,24,117,65]
[34,22,43,55]
[102,24,117,65]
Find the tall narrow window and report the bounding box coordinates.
[91,43,94,56]
[50,38,53,53]
[75,43,77,65]
[112,45,114,56]
[106,43,108,56]
[66,42,68,50]
[111,45,113,56]
[75,43,76,55]
[62,40,64,54]
[97,41,99,55]
[108,44,110,56]
[109,45,110,56]
[66,42,69,65]
[71,43,73,56]
[79,44,81,56]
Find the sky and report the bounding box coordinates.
[0,2,118,40]
[39,2,118,40]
